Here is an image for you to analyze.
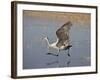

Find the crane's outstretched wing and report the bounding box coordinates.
[56,21,72,48]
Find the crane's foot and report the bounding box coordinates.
[47,53,59,56]
[68,53,71,57]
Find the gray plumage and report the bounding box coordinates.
[43,21,72,55]
[56,21,72,48]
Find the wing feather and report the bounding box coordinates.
[56,21,72,48]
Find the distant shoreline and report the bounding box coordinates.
[23,10,90,24]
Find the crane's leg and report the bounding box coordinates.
[48,46,50,52]
[57,48,60,56]
[67,48,70,57]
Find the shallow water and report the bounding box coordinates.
[23,15,90,69]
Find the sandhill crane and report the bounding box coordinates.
[43,21,72,56]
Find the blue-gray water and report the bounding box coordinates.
[23,15,90,69]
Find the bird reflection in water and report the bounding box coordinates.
[46,59,71,67]
[46,47,71,67]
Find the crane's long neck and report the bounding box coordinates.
[45,38,50,47]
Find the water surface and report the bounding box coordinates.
[23,12,90,69]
